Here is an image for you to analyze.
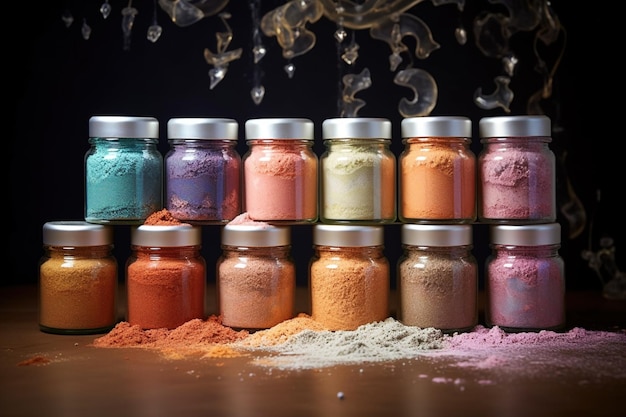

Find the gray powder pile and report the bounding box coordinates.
[247,317,446,369]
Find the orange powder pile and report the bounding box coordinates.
[143,209,184,225]
[236,313,328,348]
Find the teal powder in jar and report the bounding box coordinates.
[85,116,162,224]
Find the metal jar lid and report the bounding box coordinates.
[401,116,471,138]
[131,225,202,247]
[89,116,159,138]
[167,118,239,140]
[479,115,551,137]
[313,225,384,247]
[245,118,314,140]
[43,221,114,246]
[490,223,561,246]
[322,117,392,139]
[401,224,473,246]
[221,225,291,247]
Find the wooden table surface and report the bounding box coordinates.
[1,285,625,417]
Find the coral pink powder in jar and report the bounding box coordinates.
[243,118,318,224]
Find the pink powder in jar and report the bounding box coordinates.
[485,223,565,331]
[478,115,556,222]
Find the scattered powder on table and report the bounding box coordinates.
[436,325,626,380]
[90,313,626,377]
[17,355,52,366]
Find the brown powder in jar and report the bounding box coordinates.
[398,251,477,331]
[218,251,296,330]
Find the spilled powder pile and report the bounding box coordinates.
[91,315,626,375]
[239,317,446,369]
[237,313,328,347]
[92,316,249,358]
[434,325,626,380]
[143,209,185,225]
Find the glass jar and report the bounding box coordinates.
[320,117,396,224]
[309,225,389,330]
[165,118,241,224]
[39,221,118,334]
[243,118,318,223]
[397,224,477,332]
[217,224,295,330]
[400,116,476,223]
[485,223,565,331]
[126,224,206,329]
[85,116,162,224]
[478,115,556,223]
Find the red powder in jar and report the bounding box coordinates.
[127,253,206,329]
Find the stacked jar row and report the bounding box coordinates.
[38,115,564,335]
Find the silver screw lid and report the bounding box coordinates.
[401,224,473,246]
[245,118,314,140]
[89,116,159,138]
[222,225,291,247]
[401,116,471,138]
[322,117,392,139]
[479,115,551,137]
[490,223,561,246]
[167,118,239,140]
[43,221,113,246]
[131,225,202,247]
[313,225,384,246]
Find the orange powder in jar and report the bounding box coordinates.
[399,117,476,223]
[39,221,118,335]
[309,225,390,330]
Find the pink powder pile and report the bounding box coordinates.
[227,212,271,227]
[437,325,626,380]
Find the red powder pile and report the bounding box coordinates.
[92,315,248,351]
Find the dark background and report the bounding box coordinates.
[9,1,620,292]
